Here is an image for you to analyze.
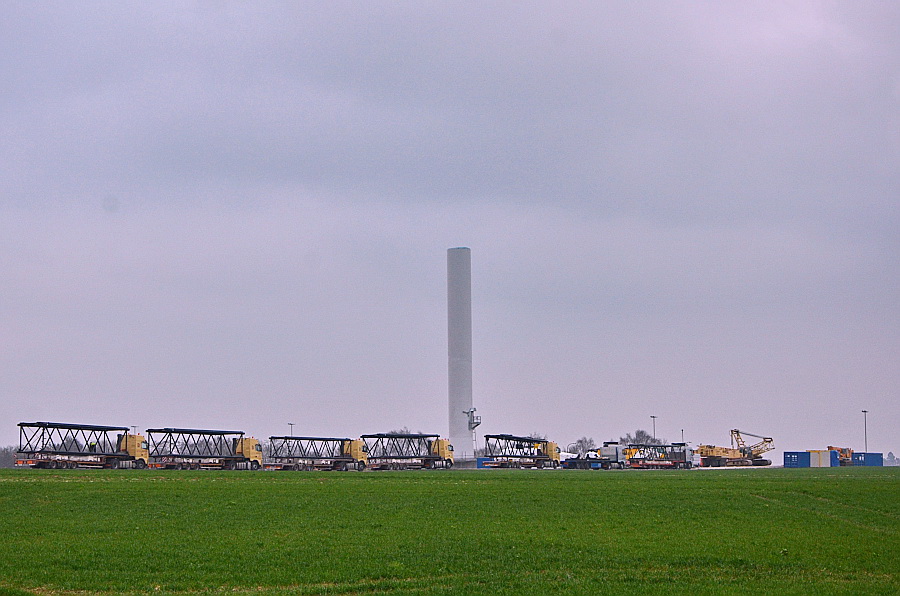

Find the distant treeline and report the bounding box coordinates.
[0,446,16,468]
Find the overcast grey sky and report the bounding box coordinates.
[2,2,898,460]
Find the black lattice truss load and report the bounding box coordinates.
[484,434,551,459]
[627,443,691,462]
[147,428,244,459]
[18,422,130,456]
[361,433,439,459]
[268,436,352,461]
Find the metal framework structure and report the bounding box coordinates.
[268,436,351,461]
[730,429,774,458]
[483,434,550,459]
[626,443,692,469]
[146,428,243,459]
[18,422,130,456]
[361,433,439,459]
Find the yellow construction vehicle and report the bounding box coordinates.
[696,429,773,467]
[827,446,854,466]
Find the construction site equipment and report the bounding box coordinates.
[807,449,839,467]
[361,433,454,469]
[147,428,262,470]
[624,443,693,469]
[482,434,561,468]
[563,441,628,470]
[15,421,149,469]
[264,436,367,471]
[696,429,773,467]
[827,446,854,466]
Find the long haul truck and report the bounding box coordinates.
[482,434,561,468]
[15,422,149,469]
[15,422,453,471]
[563,442,629,470]
[264,436,367,471]
[361,433,454,469]
[146,428,263,470]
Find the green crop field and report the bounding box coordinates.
[0,467,897,595]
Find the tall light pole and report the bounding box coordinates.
[681,428,684,443]
[650,415,657,441]
[288,422,294,436]
[861,410,868,453]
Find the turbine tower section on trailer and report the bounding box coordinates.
[448,247,478,460]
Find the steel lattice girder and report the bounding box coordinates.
[268,437,350,459]
[146,428,243,458]
[627,444,689,461]
[361,434,438,459]
[17,422,129,456]
[484,434,548,459]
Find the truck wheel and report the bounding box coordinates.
[445,459,453,469]
[109,459,119,469]
[356,461,366,471]
[48,461,58,469]
[136,460,147,469]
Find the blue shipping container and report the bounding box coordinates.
[784,452,810,468]
[852,452,884,466]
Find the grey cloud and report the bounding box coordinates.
[1,3,897,454]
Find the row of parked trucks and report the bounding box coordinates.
[14,422,454,471]
[15,422,774,471]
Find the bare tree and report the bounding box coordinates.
[572,436,596,456]
[0,446,17,468]
[619,429,665,445]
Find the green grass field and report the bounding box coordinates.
[0,467,897,595]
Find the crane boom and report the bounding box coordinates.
[731,429,774,458]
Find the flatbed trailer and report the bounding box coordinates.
[625,443,693,469]
[15,421,149,469]
[482,434,561,469]
[146,428,262,470]
[564,442,629,470]
[361,433,454,470]
[563,442,629,470]
[264,436,367,471]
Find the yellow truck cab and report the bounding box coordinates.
[117,433,149,468]
[343,439,369,468]
[431,438,455,466]
[542,441,561,465]
[235,437,263,469]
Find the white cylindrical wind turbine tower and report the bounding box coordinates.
[448,247,475,459]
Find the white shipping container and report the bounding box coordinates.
[808,450,831,467]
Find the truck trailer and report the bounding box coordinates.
[147,428,262,470]
[15,421,149,469]
[625,443,693,469]
[361,433,454,469]
[482,434,561,468]
[264,436,367,471]
[563,441,629,470]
